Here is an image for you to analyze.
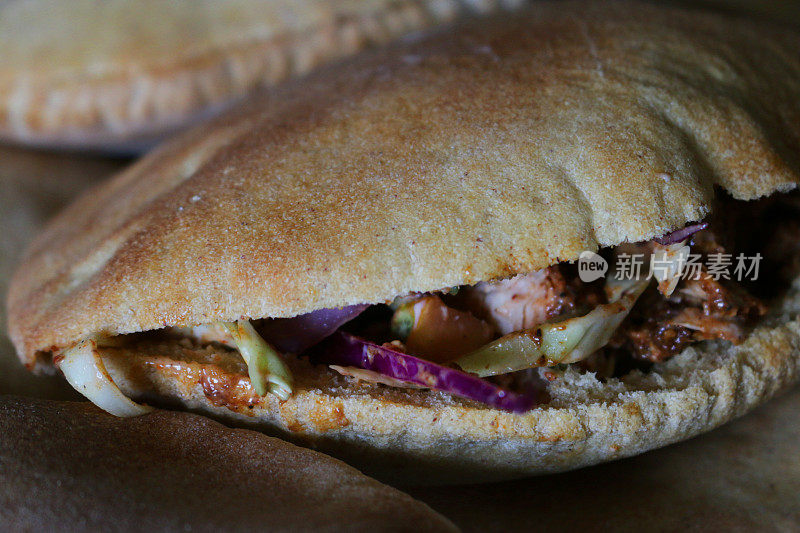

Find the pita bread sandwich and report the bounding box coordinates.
[0,0,522,152]
[7,1,800,483]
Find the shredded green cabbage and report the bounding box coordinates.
[221,320,293,400]
[454,277,649,376]
[390,302,416,340]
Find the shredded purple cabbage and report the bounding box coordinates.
[261,305,368,353]
[311,331,541,413]
[654,222,708,245]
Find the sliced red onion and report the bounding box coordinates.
[311,331,541,413]
[654,222,708,245]
[260,304,368,353]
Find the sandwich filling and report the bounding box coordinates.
[55,194,796,416]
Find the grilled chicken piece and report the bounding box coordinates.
[457,267,577,335]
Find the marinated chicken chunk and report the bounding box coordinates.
[611,268,766,362]
[456,267,593,335]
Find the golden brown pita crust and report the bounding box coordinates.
[8,1,800,365]
[0,0,520,151]
[0,395,457,531]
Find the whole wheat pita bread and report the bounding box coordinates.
[0,0,523,152]
[6,1,800,483]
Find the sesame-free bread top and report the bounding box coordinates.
[8,0,800,364]
[0,0,510,151]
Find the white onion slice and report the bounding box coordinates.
[56,339,153,417]
[651,241,691,297]
[329,365,425,389]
